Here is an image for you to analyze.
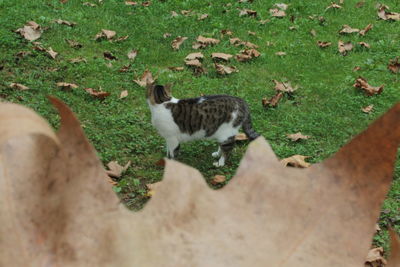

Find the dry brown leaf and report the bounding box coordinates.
[356,1,365,8]
[134,69,155,87]
[339,24,360,34]
[185,52,204,61]
[66,39,82,49]
[259,19,271,25]
[229,37,258,48]
[83,2,96,7]
[338,40,353,55]
[220,29,233,36]
[362,104,374,114]
[239,9,257,17]
[95,29,116,40]
[0,99,400,266]
[310,29,317,37]
[180,9,193,16]
[274,3,288,10]
[210,175,226,185]
[84,87,111,99]
[378,6,400,21]
[9,83,29,90]
[104,51,117,60]
[106,160,131,178]
[365,247,387,266]
[127,49,138,60]
[269,8,286,17]
[359,23,373,36]
[235,133,248,141]
[211,52,233,61]
[185,59,202,67]
[281,154,311,168]
[163,32,171,38]
[198,14,208,20]
[273,80,297,93]
[125,1,137,5]
[119,90,128,99]
[46,47,58,59]
[168,66,184,72]
[170,11,178,17]
[56,82,78,91]
[194,35,220,48]
[215,63,238,75]
[142,1,151,7]
[388,57,400,73]
[15,21,42,41]
[15,51,32,58]
[248,31,256,36]
[358,42,370,49]
[353,77,384,96]
[171,36,188,50]
[275,51,286,56]
[317,41,332,48]
[262,92,283,108]
[54,19,76,27]
[326,2,342,10]
[354,66,361,72]
[236,48,260,62]
[113,35,129,43]
[69,57,87,64]
[287,132,310,141]
[119,64,131,72]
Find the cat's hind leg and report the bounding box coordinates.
[213,136,235,167]
[211,147,221,158]
[166,137,180,159]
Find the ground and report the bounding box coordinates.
[0,0,399,252]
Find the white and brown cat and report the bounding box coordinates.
[146,83,259,167]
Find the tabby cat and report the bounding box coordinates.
[146,83,260,167]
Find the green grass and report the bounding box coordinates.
[0,0,399,252]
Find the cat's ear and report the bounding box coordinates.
[164,84,172,96]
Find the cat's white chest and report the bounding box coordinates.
[148,101,180,138]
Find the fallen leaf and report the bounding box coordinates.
[317,41,332,48]
[119,90,128,99]
[142,1,151,7]
[273,80,297,93]
[125,1,137,5]
[281,154,311,168]
[185,52,204,61]
[359,23,373,36]
[84,87,111,99]
[185,59,202,67]
[362,104,374,113]
[198,14,208,20]
[113,35,129,42]
[127,49,138,60]
[365,247,387,266]
[339,24,360,34]
[171,36,188,50]
[56,82,78,91]
[326,2,342,10]
[155,158,166,167]
[356,1,365,8]
[106,160,131,178]
[235,48,260,62]
[103,51,117,60]
[229,37,258,48]
[274,3,288,10]
[65,39,82,49]
[338,40,353,55]
[46,47,58,59]
[358,42,370,49]
[220,29,233,36]
[15,21,42,41]
[211,52,233,61]
[192,35,220,49]
[214,63,238,75]
[287,132,310,141]
[69,57,87,63]
[235,133,248,141]
[168,66,184,71]
[163,33,171,38]
[388,57,400,73]
[239,9,257,17]
[9,83,29,90]
[0,98,400,266]
[353,66,361,72]
[119,64,131,72]
[353,77,384,96]
[83,2,96,7]
[269,8,286,17]
[378,5,400,21]
[210,175,226,185]
[15,51,32,58]
[275,51,286,56]
[262,92,283,108]
[171,11,178,17]
[95,29,116,40]
[248,31,256,36]
[310,29,317,37]
[259,19,271,24]
[54,19,76,27]
[180,10,193,16]
[134,69,155,87]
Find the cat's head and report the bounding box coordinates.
[146,83,172,105]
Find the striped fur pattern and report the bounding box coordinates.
[146,84,260,167]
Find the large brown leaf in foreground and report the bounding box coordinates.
[0,99,400,266]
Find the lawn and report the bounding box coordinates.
[0,0,399,252]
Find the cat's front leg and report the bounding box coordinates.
[166,137,180,159]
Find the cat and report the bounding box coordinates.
[146,83,260,167]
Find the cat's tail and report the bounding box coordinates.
[242,114,260,141]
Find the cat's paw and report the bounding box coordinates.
[211,151,220,158]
